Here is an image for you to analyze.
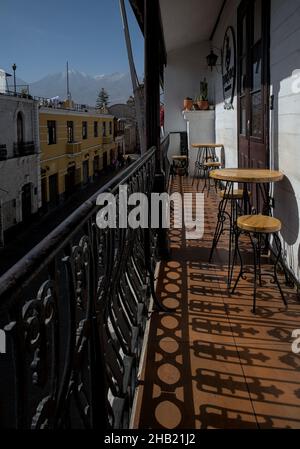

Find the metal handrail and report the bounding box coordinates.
[0,146,159,429]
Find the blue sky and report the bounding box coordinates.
[0,0,144,82]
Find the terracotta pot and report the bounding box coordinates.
[197,100,209,110]
[184,98,193,111]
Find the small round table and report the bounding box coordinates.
[191,143,224,184]
[209,168,284,286]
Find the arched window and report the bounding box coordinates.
[17,112,24,144]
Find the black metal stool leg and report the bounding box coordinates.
[231,229,243,295]
[273,233,288,308]
[249,233,259,314]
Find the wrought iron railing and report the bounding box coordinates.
[0,144,7,160]
[13,141,35,157]
[0,147,159,429]
[161,133,170,190]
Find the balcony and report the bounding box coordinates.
[66,142,81,155]
[133,172,300,429]
[13,141,35,157]
[0,144,7,160]
[0,148,158,429]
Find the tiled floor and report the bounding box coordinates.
[134,175,300,429]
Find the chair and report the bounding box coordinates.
[231,214,288,313]
[201,161,222,195]
[210,189,251,288]
[171,155,189,177]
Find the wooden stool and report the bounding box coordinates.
[201,161,222,194]
[231,214,287,313]
[171,155,188,177]
[209,189,252,288]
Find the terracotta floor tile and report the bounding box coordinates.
[135,176,300,429]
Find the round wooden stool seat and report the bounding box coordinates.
[204,161,222,168]
[172,155,188,160]
[237,215,282,234]
[219,189,251,200]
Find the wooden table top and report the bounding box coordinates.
[210,168,284,183]
[191,143,224,149]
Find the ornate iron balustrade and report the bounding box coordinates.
[0,144,7,160]
[13,141,35,157]
[0,147,159,429]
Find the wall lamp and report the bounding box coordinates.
[206,46,222,72]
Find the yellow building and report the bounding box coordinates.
[39,105,116,209]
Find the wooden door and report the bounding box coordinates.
[238,0,270,169]
[21,183,32,222]
[49,174,59,208]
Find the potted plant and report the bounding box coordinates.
[183,97,193,111]
[196,78,209,110]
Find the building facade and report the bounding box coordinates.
[39,107,116,210]
[109,102,139,154]
[0,93,40,245]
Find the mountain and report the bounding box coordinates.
[28,70,134,106]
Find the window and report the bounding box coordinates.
[103,122,107,137]
[47,120,56,145]
[109,121,112,135]
[67,121,74,143]
[17,112,24,143]
[94,121,98,137]
[82,121,88,140]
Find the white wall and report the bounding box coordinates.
[164,40,212,134]
[212,0,300,282]
[212,0,240,169]
[269,0,300,281]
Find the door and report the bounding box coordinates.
[82,160,89,185]
[238,0,270,169]
[41,177,48,211]
[22,183,32,222]
[103,152,108,170]
[65,166,76,197]
[49,174,59,208]
[93,155,99,178]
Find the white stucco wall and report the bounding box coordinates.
[212,0,300,281]
[164,40,212,134]
[269,0,300,281]
[212,0,240,169]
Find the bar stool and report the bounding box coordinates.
[209,189,251,288]
[231,214,287,313]
[193,146,217,186]
[171,155,189,177]
[201,161,222,195]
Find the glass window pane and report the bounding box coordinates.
[240,96,247,135]
[240,56,247,94]
[251,91,263,138]
[254,0,262,44]
[252,41,262,91]
[242,15,247,55]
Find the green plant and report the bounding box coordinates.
[196,78,208,101]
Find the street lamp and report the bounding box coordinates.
[12,63,17,94]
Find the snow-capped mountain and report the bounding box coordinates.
[27,70,134,106]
